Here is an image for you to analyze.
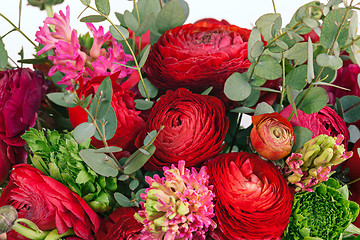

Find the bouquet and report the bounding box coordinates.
[1,0,360,239]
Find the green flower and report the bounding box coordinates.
[22,128,117,212]
[284,178,359,240]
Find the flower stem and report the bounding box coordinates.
[272,0,277,13]
[44,229,75,240]
[12,219,49,240]
[44,4,54,18]
[278,53,286,112]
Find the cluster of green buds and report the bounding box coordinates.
[27,0,64,10]
[22,128,117,212]
[284,134,353,192]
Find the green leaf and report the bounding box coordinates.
[95,0,110,16]
[307,37,315,82]
[17,57,48,65]
[286,65,307,90]
[314,63,337,83]
[143,130,157,146]
[201,86,213,95]
[136,12,155,36]
[129,179,139,190]
[255,13,281,41]
[139,45,151,69]
[73,122,96,143]
[138,78,158,99]
[244,89,260,108]
[292,126,313,151]
[254,55,282,80]
[29,155,49,175]
[349,11,358,39]
[269,40,289,53]
[247,27,262,62]
[80,0,91,5]
[156,0,185,34]
[316,53,343,70]
[230,106,256,114]
[109,25,129,41]
[76,169,92,184]
[79,149,119,177]
[114,192,131,207]
[0,39,8,68]
[254,102,274,115]
[224,72,251,101]
[93,105,117,141]
[286,85,298,120]
[88,77,112,120]
[135,99,154,110]
[47,92,77,108]
[302,18,319,29]
[118,174,129,181]
[80,15,106,23]
[284,42,316,62]
[124,10,139,31]
[124,145,156,174]
[295,87,328,114]
[339,95,360,123]
[320,8,349,49]
[95,146,123,153]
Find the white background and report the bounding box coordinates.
[0,0,323,63]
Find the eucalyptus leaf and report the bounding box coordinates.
[247,27,262,62]
[47,92,77,108]
[109,25,129,41]
[250,41,264,59]
[95,146,123,153]
[73,122,96,143]
[286,65,307,90]
[143,130,157,146]
[135,99,154,110]
[349,11,358,39]
[93,105,117,141]
[88,76,112,120]
[286,85,298,120]
[0,39,8,68]
[224,72,251,101]
[307,37,315,82]
[254,102,275,115]
[254,55,282,80]
[284,42,316,62]
[80,0,91,5]
[255,13,281,40]
[95,0,110,16]
[156,0,185,34]
[339,95,360,123]
[124,10,139,31]
[230,106,256,114]
[302,18,319,29]
[118,174,129,181]
[295,87,328,114]
[201,86,213,95]
[79,149,119,177]
[136,12,155,36]
[139,45,151,69]
[114,192,131,207]
[316,53,343,70]
[129,179,139,190]
[80,15,107,23]
[244,89,260,108]
[320,9,349,49]
[124,145,156,174]
[292,126,313,152]
[138,78,158,99]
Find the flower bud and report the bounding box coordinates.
[0,205,17,233]
[28,0,64,10]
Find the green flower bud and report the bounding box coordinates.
[313,148,333,165]
[0,205,17,233]
[27,0,64,10]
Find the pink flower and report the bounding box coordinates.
[86,23,112,59]
[135,160,216,240]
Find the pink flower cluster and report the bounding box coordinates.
[135,160,216,240]
[35,6,134,89]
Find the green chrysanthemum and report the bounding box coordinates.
[22,128,117,212]
[284,178,359,240]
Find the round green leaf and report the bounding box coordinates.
[339,95,360,123]
[292,126,313,151]
[95,0,110,16]
[286,65,307,90]
[254,55,282,80]
[224,72,251,101]
[109,25,129,42]
[254,102,275,115]
[129,179,139,191]
[316,53,343,70]
[156,0,186,34]
[47,92,77,108]
[79,149,119,177]
[124,145,156,174]
[135,99,154,110]
[124,10,139,31]
[114,192,131,207]
[295,87,329,114]
[320,9,349,49]
[80,15,106,23]
[73,122,96,144]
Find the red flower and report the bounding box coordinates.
[250,112,294,161]
[143,21,251,94]
[0,164,100,240]
[0,140,27,184]
[280,105,350,149]
[135,88,229,171]
[68,72,145,152]
[0,68,47,146]
[95,207,142,240]
[206,152,293,239]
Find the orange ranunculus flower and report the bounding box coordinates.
[250,112,294,161]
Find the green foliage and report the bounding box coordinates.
[0,39,8,68]
[224,72,252,101]
[284,179,359,240]
[21,128,118,212]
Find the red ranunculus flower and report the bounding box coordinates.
[280,105,350,149]
[95,207,142,240]
[0,68,47,146]
[0,140,27,184]
[206,152,293,239]
[143,20,251,94]
[135,88,229,171]
[250,112,294,161]
[68,72,145,152]
[0,164,100,240]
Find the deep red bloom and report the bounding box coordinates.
[250,112,294,161]
[280,105,350,149]
[0,140,27,184]
[135,88,229,171]
[0,68,47,146]
[0,164,100,240]
[143,21,251,94]
[95,207,142,240]
[68,72,145,152]
[206,152,293,239]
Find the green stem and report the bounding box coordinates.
[12,222,49,240]
[85,5,151,101]
[18,0,22,28]
[44,4,54,18]
[0,12,39,50]
[272,0,277,13]
[278,53,286,112]
[229,113,243,152]
[44,229,75,240]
